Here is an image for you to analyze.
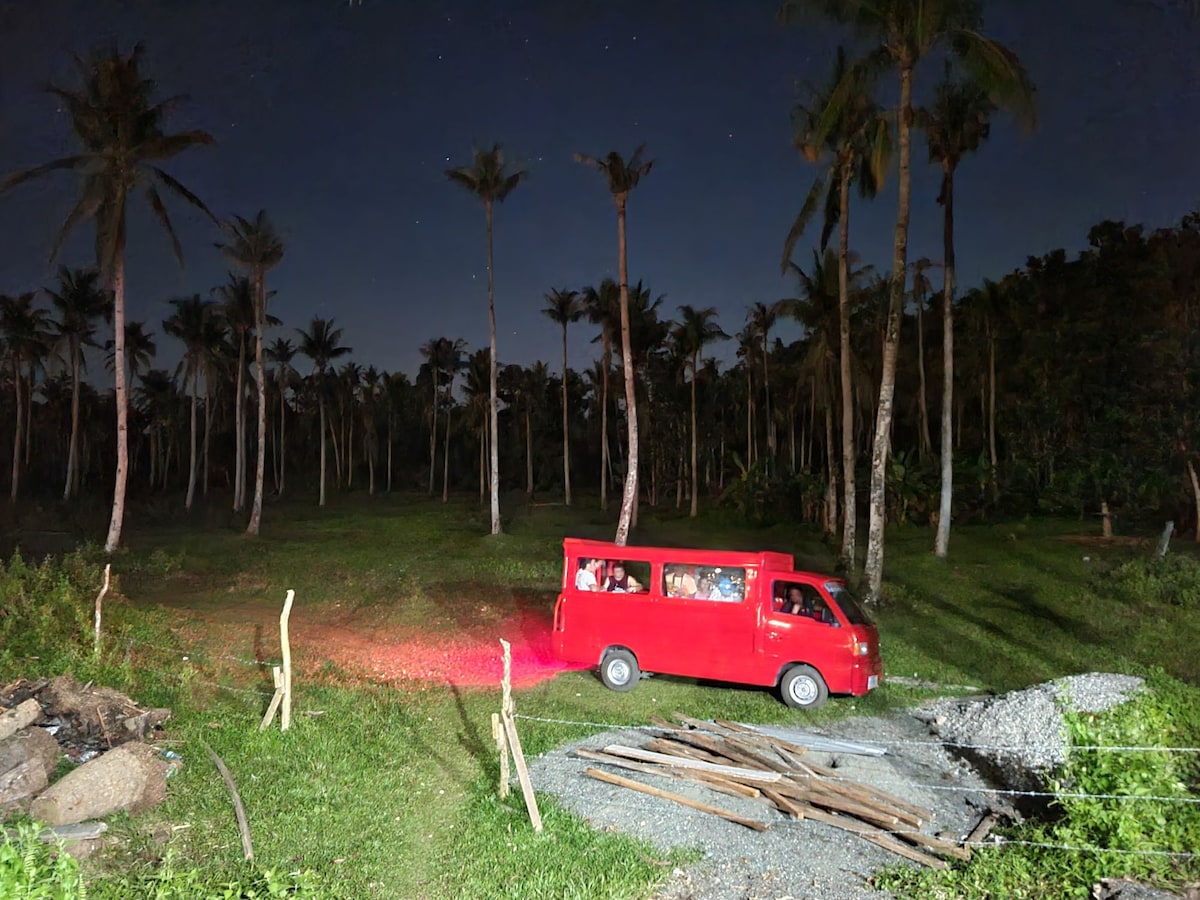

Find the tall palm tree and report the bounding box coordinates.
[163,295,217,511]
[266,337,297,496]
[214,274,255,513]
[107,320,157,382]
[216,210,285,537]
[436,339,466,503]
[296,317,352,507]
[46,266,111,500]
[0,293,53,501]
[575,145,654,545]
[445,144,528,535]
[783,43,890,571]
[745,301,785,468]
[673,306,729,517]
[921,71,1003,557]
[541,287,583,506]
[781,0,1034,601]
[1,42,216,551]
[582,278,621,510]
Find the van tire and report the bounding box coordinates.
[781,664,828,709]
[600,649,640,692]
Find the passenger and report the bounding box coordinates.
[694,573,722,600]
[664,564,697,598]
[574,557,603,591]
[604,562,642,593]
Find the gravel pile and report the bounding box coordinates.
[527,712,997,900]
[917,673,1144,793]
[525,673,1149,899]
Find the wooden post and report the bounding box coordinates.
[1100,501,1112,538]
[1156,521,1174,559]
[498,638,542,832]
[93,564,111,658]
[259,667,284,732]
[491,713,510,798]
[280,590,294,731]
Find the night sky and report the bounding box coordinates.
[1,0,1197,380]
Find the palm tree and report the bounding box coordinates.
[673,306,729,517]
[783,43,890,570]
[46,266,111,500]
[745,301,785,468]
[575,146,654,545]
[163,295,217,511]
[266,337,297,496]
[921,71,1005,557]
[582,279,621,510]
[0,293,53,501]
[296,317,352,507]
[541,288,583,506]
[445,145,528,535]
[780,0,1034,601]
[216,210,285,537]
[107,321,157,382]
[1,43,216,551]
[435,339,467,503]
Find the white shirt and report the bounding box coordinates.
[575,568,598,591]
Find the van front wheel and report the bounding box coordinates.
[600,649,640,692]
[781,664,828,709]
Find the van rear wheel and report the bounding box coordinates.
[600,649,640,692]
[781,664,828,709]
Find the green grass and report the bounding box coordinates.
[3,495,1198,898]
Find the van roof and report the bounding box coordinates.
[562,537,796,571]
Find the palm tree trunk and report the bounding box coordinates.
[988,329,999,504]
[104,241,129,553]
[837,160,857,570]
[614,196,640,545]
[935,163,957,558]
[428,375,438,494]
[690,352,699,518]
[10,367,22,501]
[762,337,773,466]
[600,337,610,510]
[186,369,198,511]
[248,271,268,535]
[561,324,572,506]
[347,415,355,490]
[745,366,753,466]
[203,379,212,497]
[525,407,534,497]
[318,395,328,507]
[486,201,502,535]
[23,369,32,467]
[1188,458,1200,543]
[916,294,932,462]
[233,333,246,511]
[825,395,838,539]
[863,59,915,604]
[441,391,452,503]
[64,339,82,500]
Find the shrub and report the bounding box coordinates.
[0,821,85,899]
[1104,554,1200,607]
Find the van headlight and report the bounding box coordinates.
[854,641,870,657]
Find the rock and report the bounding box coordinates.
[29,742,173,827]
[0,726,60,782]
[0,757,49,817]
[0,699,42,742]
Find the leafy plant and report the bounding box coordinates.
[0,821,85,899]
[1102,554,1200,607]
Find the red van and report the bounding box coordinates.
[551,538,882,709]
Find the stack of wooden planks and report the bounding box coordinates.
[575,714,980,870]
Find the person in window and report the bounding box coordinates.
[783,586,814,617]
[694,573,722,599]
[603,562,641,593]
[664,564,697,597]
[575,557,603,591]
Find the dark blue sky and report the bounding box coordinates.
[1,0,1197,380]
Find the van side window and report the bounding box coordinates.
[779,583,831,621]
[665,564,745,602]
[601,560,650,593]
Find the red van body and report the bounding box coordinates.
[551,538,883,708]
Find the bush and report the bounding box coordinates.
[0,821,85,899]
[1104,554,1200,607]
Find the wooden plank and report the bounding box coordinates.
[798,805,947,870]
[644,737,730,765]
[965,812,998,847]
[503,711,543,832]
[601,745,782,783]
[759,786,806,819]
[574,749,766,800]
[583,767,768,832]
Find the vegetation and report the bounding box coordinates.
[2,500,1198,898]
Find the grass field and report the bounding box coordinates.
[3,494,1198,897]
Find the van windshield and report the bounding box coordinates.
[825,583,872,626]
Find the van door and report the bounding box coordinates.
[756,575,844,682]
